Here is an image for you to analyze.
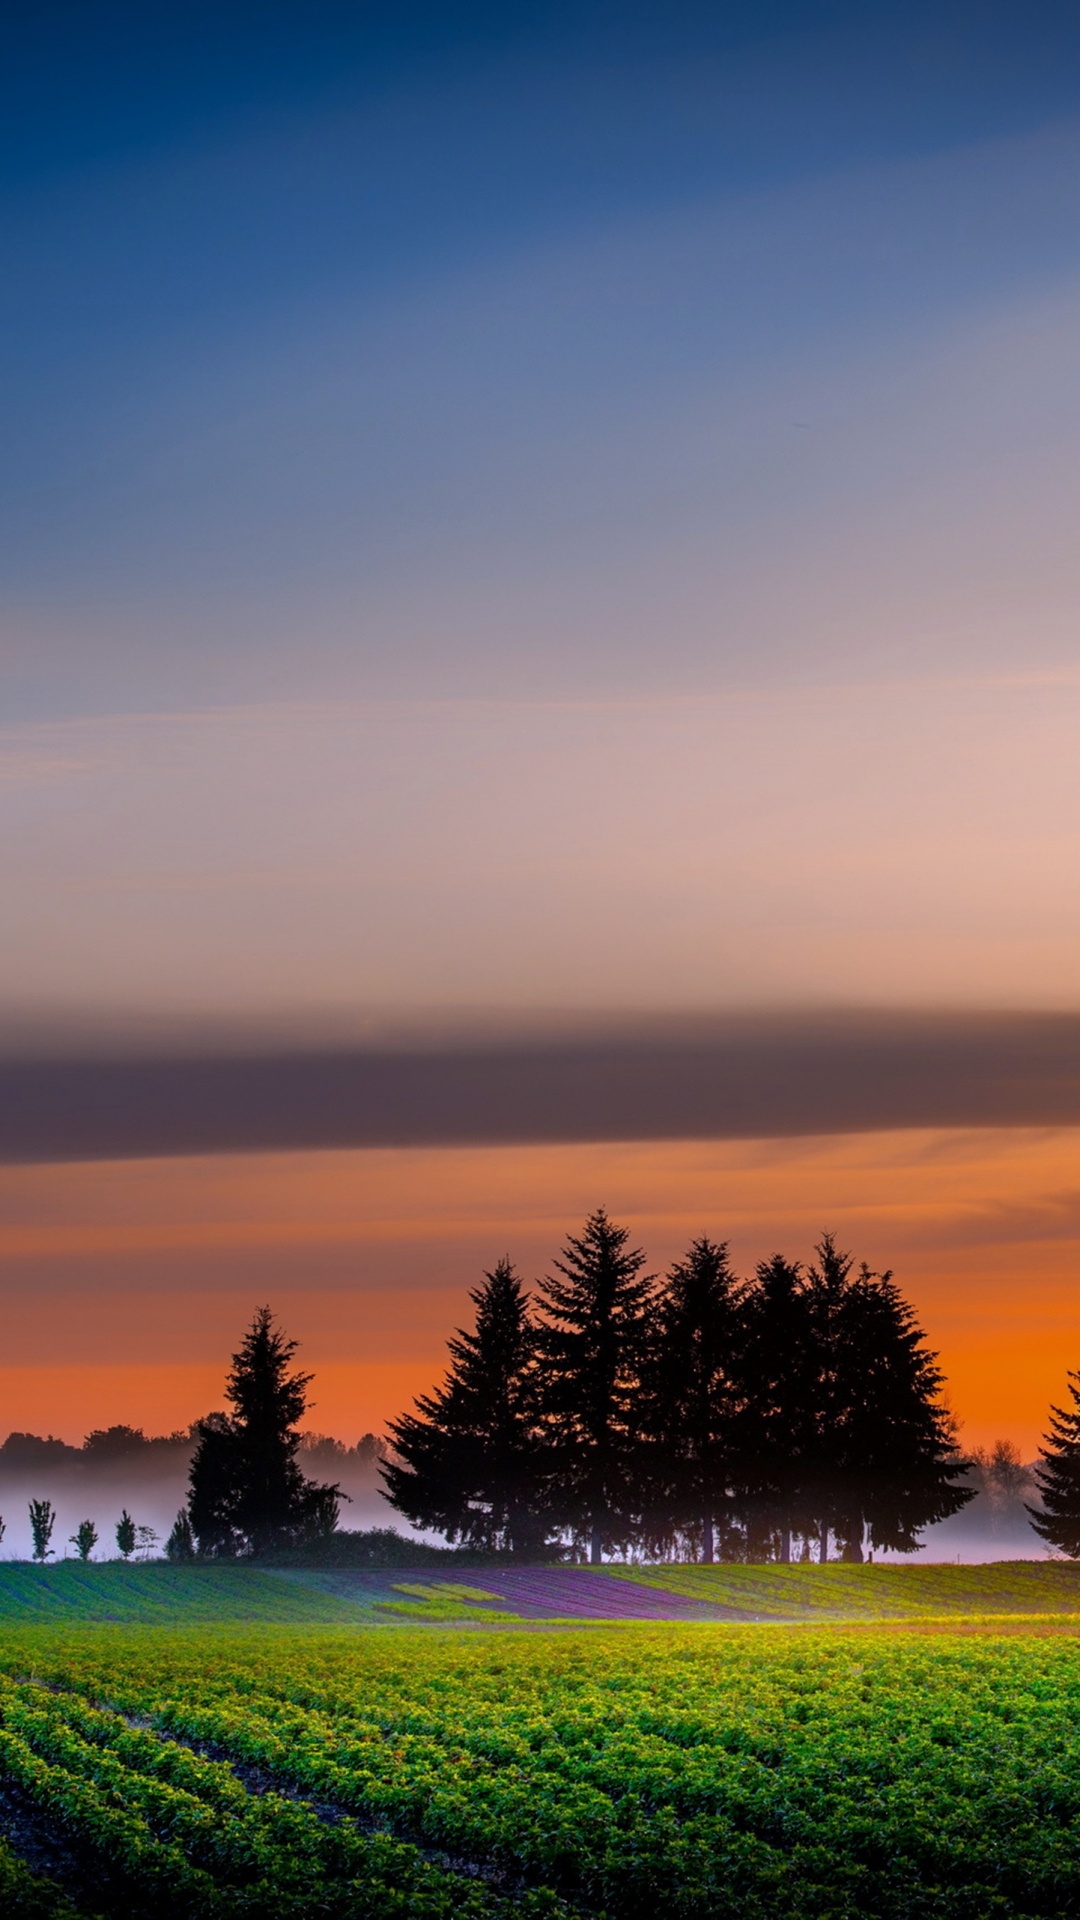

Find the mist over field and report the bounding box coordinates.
[0,1429,394,1563]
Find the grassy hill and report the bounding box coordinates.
[0,1563,368,1623]
[1,1558,1078,1625]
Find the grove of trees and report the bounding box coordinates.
[384,1211,973,1563]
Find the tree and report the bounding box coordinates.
[28,1498,55,1563]
[1030,1374,1080,1556]
[70,1519,97,1562]
[116,1509,136,1559]
[384,1259,549,1554]
[737,1256,819,1563]
[641,1238,744,1562]
[535,1210,655,1564]
[187,1306,342,1556]
[807,1240,972,1558]
[165,1509,196,1561]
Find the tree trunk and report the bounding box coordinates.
[589,1519,603,1566]
[820,1523,829,1564]
[701,1515,714,1564]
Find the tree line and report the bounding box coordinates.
[383,1209,973,1563]
[22,1206,1078,1566]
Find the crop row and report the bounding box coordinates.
[0,1673,574,1920]
[7,1625,1080,1917]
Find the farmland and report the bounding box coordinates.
[2,1612,1080,1915]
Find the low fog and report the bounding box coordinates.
[0,1428,1050,1565]
[0,1427,396,1563]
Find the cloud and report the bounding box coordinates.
[4,1010,1080,1164]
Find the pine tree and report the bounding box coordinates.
[819,1249,972,1556]
[641,1238,743,1562]
[187,1307,342,1556]
[116,1509,136,1559]
[737,1256,818,1563]
[535,1210,655,1564]
[1030,1374,1080,1556]
[165,1509,196,1561]
[383,1259,548,1553]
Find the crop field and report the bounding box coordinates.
[2,1620,1080,1916]
[4,1559,1080,1626]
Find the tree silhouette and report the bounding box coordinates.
[535,1210,654,1564]
[28,1498,55,1563]
[165,1509,196,1561]
[738,1255,818,1562]
[1030,1373,1080,1556]
[188,1306,341,1556]
[642,1238,743,1561]
[384,1259,548,1553]
[115,1509,136,1559]
[821,1251,972,1556]
[70,1519,97,1562]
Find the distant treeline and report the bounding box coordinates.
[0,1427,385,1472]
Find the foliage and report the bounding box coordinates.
[384,1260,549,1554]
[535,1209,656,1562]
[639,1237,742,1562]
[0,1836,78,1919]
[68,1520,97,1563]
[28,1500,55,1564]
[1031,1371,1080,1556]
[115,1509,136,1560]
[188,1307,342,1558]
[8,1623,1080,1915]
[384,1222,969,1563]
[165,1510,196,1562]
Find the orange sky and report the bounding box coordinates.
[1,1125,1078,1455]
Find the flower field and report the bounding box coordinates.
[2,1622,1080,1915]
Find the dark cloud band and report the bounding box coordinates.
[2,1011,1079,1164]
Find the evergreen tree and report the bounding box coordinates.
[1030,1373,1080,1556]
[115,1509,136,1559]
[188,1306,342,1556]
[535,1210,655,1564]
[811,1243,972,1557]
[383,1259,548,1553]
[165,1509,196,1561]
[737,1256,819,1562]
[641,1238,743,1562]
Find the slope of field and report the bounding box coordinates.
[0,1564,370,1624]
[2,1559,1080,1624]
[613,1559,1080,1619]
[3,1623,1080,1916]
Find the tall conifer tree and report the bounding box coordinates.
[1030,1374,1080,1556]
[807,1239,972,1557]
[188,1307,341,1556]
[737,1255,818,1562]
[383,1259,548,1553]
[642,1238,743,1562]
[535,1210,654,1564]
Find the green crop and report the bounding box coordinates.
[3,1622,1080,1914]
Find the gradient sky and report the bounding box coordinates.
[4,1,1080,1464]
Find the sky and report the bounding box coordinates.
[4,0,1080,1474]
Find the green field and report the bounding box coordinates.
[2,1614,1080,1915]
[613,1558,1080,1619]
[1,1558,1079,1625]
